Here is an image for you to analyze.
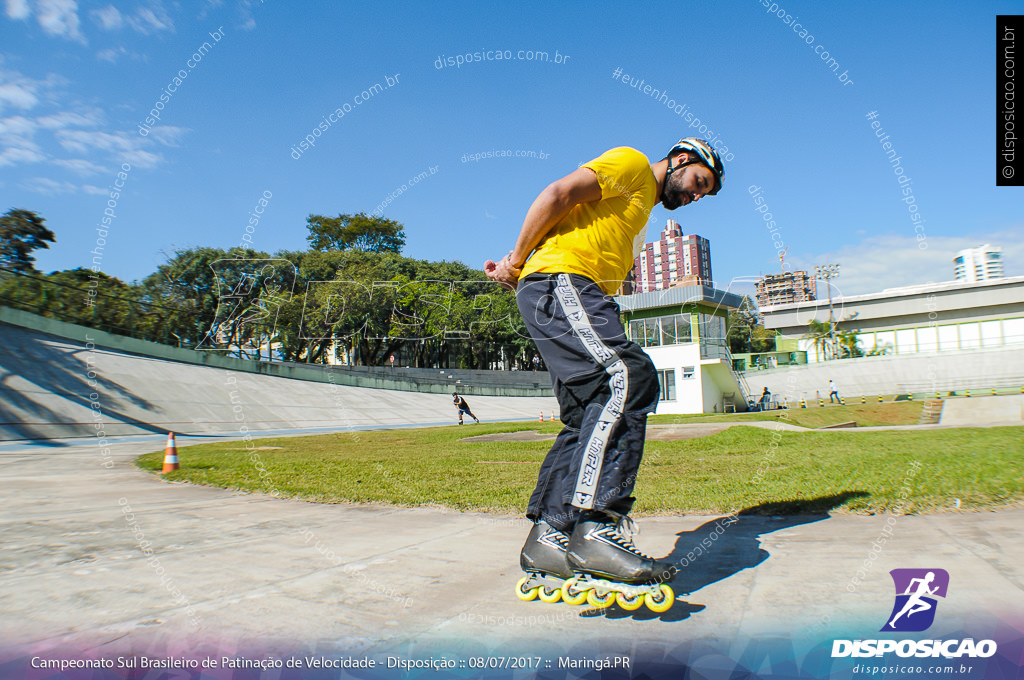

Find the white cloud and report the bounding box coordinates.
[197,0,223,20]
[18,176,79,194]
[53,158,107,175]
[18,177,111,195]
[789,229,1024,297]
[0,114,37,139]
[146,125,187,147]
[0,80,40,112]
[5,0,30,20]
[36,109,101,129]
[127,5,171,33]
[0,69,69,116]
[0,145,46,167]
[0,111,46,168]
[34,0,85,43]
[227,0,258,31]
[55,128,167,167]
[0,64,184,175]
[90,4,121,29]
[96,46,127,62]
[55,128,125,153]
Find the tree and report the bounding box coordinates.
[728,296,774,354]
[0,209,56,273]
[803,319,832,362]
[836,329,863,359]
[306,212,406,253]
[145,246,295,357]
[835,314,864,359]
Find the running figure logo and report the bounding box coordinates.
[881,568,950,632]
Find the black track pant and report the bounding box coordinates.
[516,273,659,531]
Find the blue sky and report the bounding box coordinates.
[2,0,1022,297]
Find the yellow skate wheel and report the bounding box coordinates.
[644,584,675,613]
[538,585,562,603]
[515,576,540,602]
[561,578,590,606]
[587,588,616,608]
[616,591,645,611]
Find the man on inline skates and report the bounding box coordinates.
[484,139,725,611]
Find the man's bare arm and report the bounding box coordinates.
[485,167,602,288]
[509,167,602,266]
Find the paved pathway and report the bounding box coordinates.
[2,432,1022,669]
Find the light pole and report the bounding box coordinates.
[815,264,841,360]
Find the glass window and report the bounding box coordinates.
[916,326,938,353]
[698,313,727,340]
[661,314,692,345]
[1004,318,1024,344]
[681,366,695,379]
[629,320,643,345]
[895,329,917,354]
[938,325,959,351]
[630,319,658,347]
[980,320,1002,347]
[658,369,676,401]
[959,323,981,349]
[875,331,895,354]
[676,315,692,343]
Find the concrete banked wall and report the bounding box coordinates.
[743,345,1024,402]
[0,308,558,441]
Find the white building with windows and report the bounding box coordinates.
[954,244,1003,282]
[761,276,1024,362]
[616,285,749,414]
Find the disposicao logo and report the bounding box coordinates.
[831,568,998,659]
[882,568,949,632]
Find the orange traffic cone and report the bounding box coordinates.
[551,410,555,422]
[162,432,179,474]
[539,411,544,422]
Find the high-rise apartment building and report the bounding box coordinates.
[755,271,817,308]
[631,220,712,294]
[954,245,1003,282]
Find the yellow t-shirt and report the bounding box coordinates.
[519,147,657,295]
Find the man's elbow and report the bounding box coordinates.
[543,180,584,211]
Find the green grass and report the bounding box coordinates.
[648,400,924,429]
[137,421,1023,515]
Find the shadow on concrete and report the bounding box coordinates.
[581,492,869,622]
[0,323,166,443]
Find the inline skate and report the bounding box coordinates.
[515,520,574,603]
[562,511,678,613]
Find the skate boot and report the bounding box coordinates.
[563,511,678,612]
[515,520,573,603]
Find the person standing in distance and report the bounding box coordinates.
[485,139,725,593]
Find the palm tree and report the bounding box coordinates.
[837,329,863,359]
[803,319,832,362]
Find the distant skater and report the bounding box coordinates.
[453,392,480,425]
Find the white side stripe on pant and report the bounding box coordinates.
[554,274,628,509]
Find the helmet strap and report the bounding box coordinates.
[662,152,693,202]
